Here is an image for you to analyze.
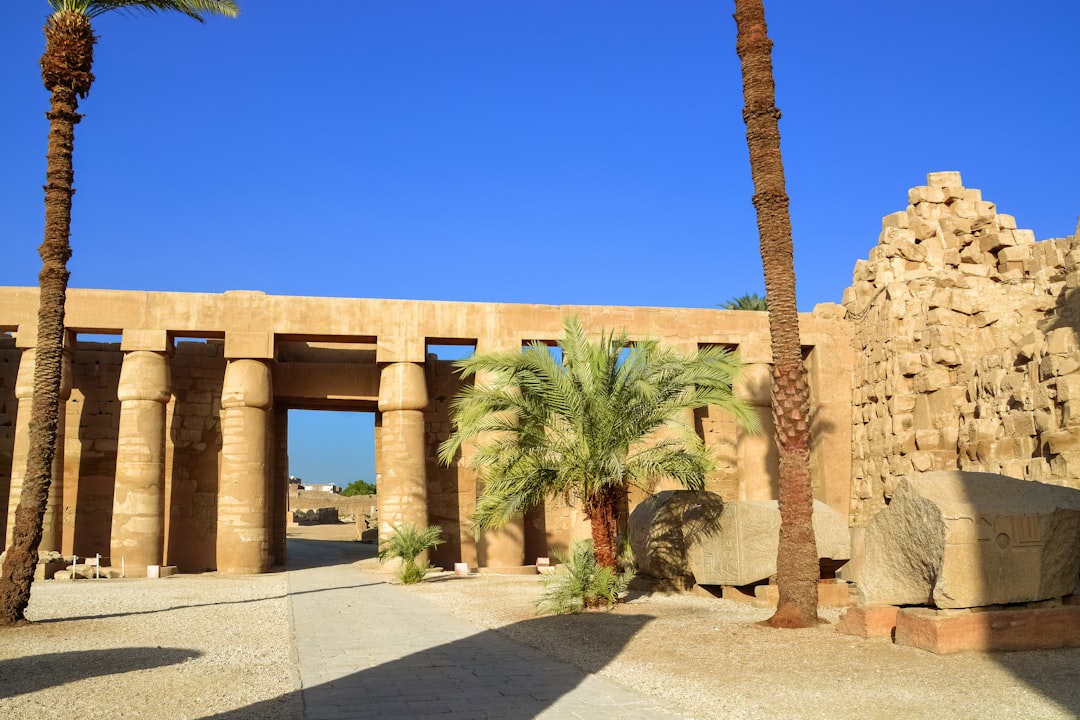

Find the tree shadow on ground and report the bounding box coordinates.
[0,647,200,699]
[201,612,653,720]
[992,649,1080,716]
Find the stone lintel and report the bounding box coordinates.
[376,335,426,363]
[15,323,37,349]
[120,329,172,353]
[15,325,76,351]
[225,331,275,360]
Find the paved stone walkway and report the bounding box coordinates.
[286,537,691,719]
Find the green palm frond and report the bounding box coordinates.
[47,1,239,21]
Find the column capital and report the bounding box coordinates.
[221,358,273,410]
[378,362,428,412]
[117,350,171,403]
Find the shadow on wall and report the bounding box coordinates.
[1045,283,1080,335]
[201,612,654,720]
[71,342,123,560]
[0,647,201,700]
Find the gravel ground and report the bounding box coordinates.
[4,526,1080,720]
[0,572,295,720]
[407,572,1080,720]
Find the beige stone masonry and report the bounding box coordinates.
[844,172,1080,527]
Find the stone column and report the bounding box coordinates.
[217,359,274,574]
[5,333,72,554]
[110,347,171,576]
[377,362,429,538]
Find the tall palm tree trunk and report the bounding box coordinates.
[0,12,93,626]
[733,0,819,628]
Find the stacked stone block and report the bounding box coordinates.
[844,171,1080,526]
[164,340,225,572]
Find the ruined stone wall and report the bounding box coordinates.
[844,171,1080,526]
[164,340,226,571]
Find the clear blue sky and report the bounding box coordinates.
[3,1,1079,485]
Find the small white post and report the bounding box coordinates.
[95,553,101,579]
[121,555,125,578]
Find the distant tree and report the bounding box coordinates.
[439,316,759,571]
[723,293,769,311]
[0,0,239,628]
[341,479,377,497]
[734,0,819,628]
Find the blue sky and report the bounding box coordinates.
[3,1,1079,485]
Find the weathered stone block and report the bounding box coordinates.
[860,471,1080,608]
[684,500,850,586]
[627,490,726,589]
[836,605,899,639]
[927,171,963,188]
[894,605,1080,654]
[629,493,851,588]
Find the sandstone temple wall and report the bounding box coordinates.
[0,292,853,574]
[844,171,1080,527]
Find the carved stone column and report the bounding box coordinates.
[5,335,72,554]
[217,359,273,574]
[377,362,429,539]
[110,349,171,576]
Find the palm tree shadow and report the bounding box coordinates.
[0,647,200,699]
[201,612,654,719]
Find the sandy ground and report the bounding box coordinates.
[2,524,1079,720]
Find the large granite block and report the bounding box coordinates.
[859,471,1080,608]
[628,491,850,587]
[685,500,850,586]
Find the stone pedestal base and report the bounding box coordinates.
[836,605,900,639]
[894,604,1080,654]
[751,580,856,609]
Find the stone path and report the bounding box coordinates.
[286,536,691,719]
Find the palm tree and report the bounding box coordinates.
[0,0,239,627]
[439,316,759,570]
[723,293,769,311]
[733,0,819,628]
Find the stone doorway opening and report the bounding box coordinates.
[285,408,378,569]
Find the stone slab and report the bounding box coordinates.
[686,500,851,586]
[629,492,851,587]
[894,605,1080,654]
[860,471,1080,608]
[835,606,900,639]
[752,580,856,609]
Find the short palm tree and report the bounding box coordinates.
[378,523,445,584]
[439,316,759,570]
[0,0,239,627]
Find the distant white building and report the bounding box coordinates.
[304,483,340,494]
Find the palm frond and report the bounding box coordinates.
[49,1,239,21]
